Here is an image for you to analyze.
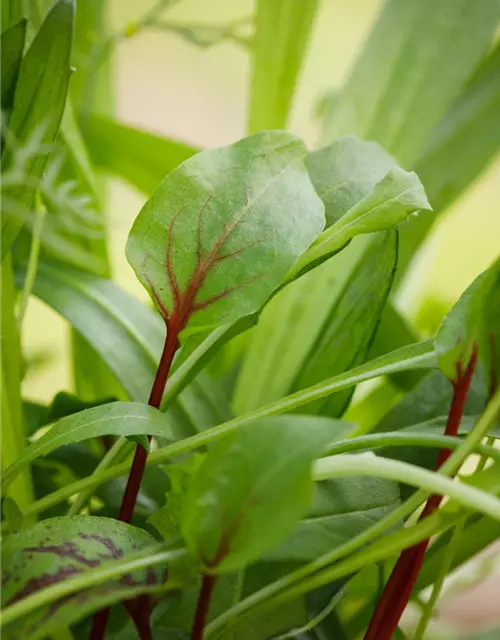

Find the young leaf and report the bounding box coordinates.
[434,263,498,379]
[290,167,430,277]
[2,402,179,488]
[1,516,164,640]
[321,0,500,166]
[181,416,337,573]
[305,135,396,227]
[249,0,319,131]
[291,231,397,417]
[126,131,325,335]
[84,114,199,194]
[1,0,74,259]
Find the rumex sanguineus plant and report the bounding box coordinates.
[1,1,500,640]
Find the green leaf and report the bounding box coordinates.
[321,0,500,166]
[1,19,27,113]
[305,135,396,227]
[1,516,164,640]
[434,264,498,379]
[85,114,199,194]
[234,135,412,413]
[181,416,337,573]
[1,0,74,258]
[291,231,398,416]
[1,1,25,29]
[291,167,430,277]
[249,0,318,131]
[2,401,179,489]
[267,476,400,562]
[127,131,325,336]
[374,370,487,435]
[398,42,500,274]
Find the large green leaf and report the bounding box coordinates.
[321,0,500,166]
[1,19,27,114]
[249,0,318,132]
[398,42,500,274]
[181,416,336,573]
[2,401,180,488]
[292,231,397,417]
[267,476,400,562]
[84,114,199,194]
[1,0,74,258]
[127,131,324,336]
[1,516,164,640]
[234,135,423,414]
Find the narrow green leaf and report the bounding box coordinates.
[291,167,430,277]
[127,131,325,335]
[1,1,25,29]
[84,114,199,194]
[292,231,397,416]
[181,415,336,573]
[1,516,164,640]
[398,42,500,274]
[1,19,27,113]
[1,0,74,258]
[249,0,318,131]
[15,260,164,402]
[2,401,179,488]
[321,0,500,166]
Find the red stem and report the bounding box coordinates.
[363,346,478,640]
[89,325,179,640]
[191,574,217,640]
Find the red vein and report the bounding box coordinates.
[91,196,263,640]
[363,346,478,640]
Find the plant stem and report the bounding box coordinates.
[90,326,179,640]
[17,198,46,329]
[191,574,217,640]
[363,347,478,640]
[413,517,465,640]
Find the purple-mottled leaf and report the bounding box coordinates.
[1,516,165,640]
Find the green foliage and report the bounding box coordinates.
[126,131,325,335]
[1,516,165,640]
[1,0,74,258]
[249,0,318,131]
[2,1,500,639]
[181,416,335,573]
